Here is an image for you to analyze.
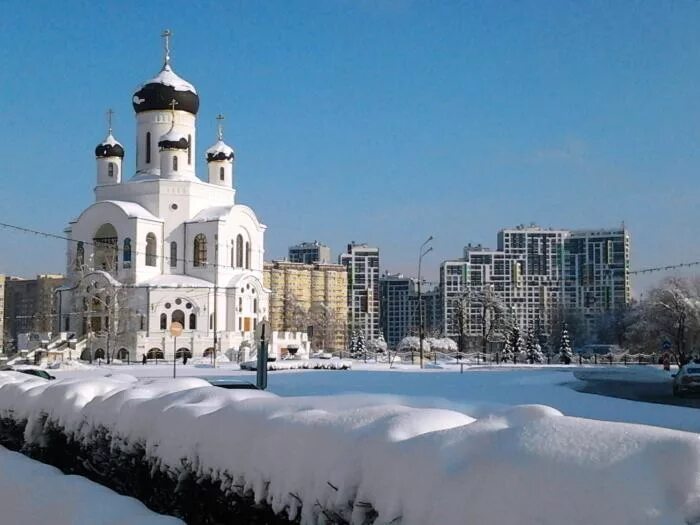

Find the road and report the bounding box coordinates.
[572,377,700,408]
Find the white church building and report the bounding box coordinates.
[58,35,308,362]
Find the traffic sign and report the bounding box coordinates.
[170,321,183,337]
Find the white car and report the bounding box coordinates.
[672,363,700,397]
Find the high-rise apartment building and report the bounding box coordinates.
[339,243,380,341]
[263,261,348,350]
[440,225,630,344]
[564,229,631,334]
[0,275,5,353]
[380,273,416,347]
[288,241,331,264]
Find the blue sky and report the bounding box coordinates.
[0,0,698,291]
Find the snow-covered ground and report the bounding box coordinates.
[3,362,699,524]
[48,360,699,433]
[0,445,183,525]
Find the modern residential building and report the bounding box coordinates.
[339,243,380,341]
[3,274,65,348]
[264,260,348,351]
[380,273,441,348]
[440,225,631,345]
[563,228,631,335]
[288,241,331,264]
[380,273,416,347]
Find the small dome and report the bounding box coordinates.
[206,140,235,162]
[132,64,199,115]
[95,133,124,158]
[158,129,189,150]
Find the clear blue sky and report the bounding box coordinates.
[0,0,698,291]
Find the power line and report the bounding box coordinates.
[0,220,252,272]
[629,260,700,275]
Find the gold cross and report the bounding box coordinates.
[106,108,114,134]
[161,29,172,65]
[216,114,225,140]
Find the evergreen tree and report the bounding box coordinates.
[348,330,357,356]
[502,325,522,362]
[355,332,366,358]
[526,326,544,364]
[560,324,573,364]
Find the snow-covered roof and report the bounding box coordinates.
[190,205,234,223]
[159,128,188,143]
[140,64,197,94]
[101,201,162,222]
[205,140,234,162]
[135,274,213,288]
[99,133,122,147]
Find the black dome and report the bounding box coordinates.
[158,136,189,150]
[95,135,124,158]
[132,65,199,115]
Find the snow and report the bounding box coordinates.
[158,128,188,143]
[0,446,183,525]
[102,200,162,222]
[141,64,196,93]
[205,139,234,157]
[99,132,122,147]
[136,273,213,288]
[1,367,699,524]
[190,204,234,222]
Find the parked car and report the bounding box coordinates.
[199,376,260,390]
[1,367,55,380]
[672,364,700,397]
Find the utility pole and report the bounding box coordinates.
[418,236,433,368]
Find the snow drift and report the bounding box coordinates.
[0,371,698,525]
[0,445,183,525]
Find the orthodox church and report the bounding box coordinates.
[57,34,298,361]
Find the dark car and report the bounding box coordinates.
[2,367,56,380]
[199,377,260,390]
[672,364,700,397]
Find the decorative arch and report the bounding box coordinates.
[94,348,105,360]
[123,238,132,268]
[147,348,164,359]
[194,234,207,266]
[203,347,216,357]
[75,241,85,269]
[236,234,244,268]
[93,223,118,270]
[117,348,129,360]
[170,241,177,268]
[175,348,192,359]
[172,309,185,326]
[145,233,157,266]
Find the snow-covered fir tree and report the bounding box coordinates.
[355,332,366,358]
[525,326,544,364]
[560,324,573,364]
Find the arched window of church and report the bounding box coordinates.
[75,241,84,270]
[189,313,197,330]
[172,309,185,326]
[245,242,251,269]
[254,298,258,313]
[145,233,157,266]
[170,242,177,268]
[123,238,132,269]
[230,241,235,267]
[146,132,151,164]
[219,167,225,181]
[160,313,167,330]
[108,162,115,178]
[173,156,178,172]
[236,235,243,268]
[188,135,192,165]
[193,234,207,267]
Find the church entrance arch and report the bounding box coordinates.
[80,349,91,361]
[116,348,129,361]
[94,348,105,360]
[93,223,119,271]
[175,348,192,359]
[147,348,163,359]
[203,347,216,358]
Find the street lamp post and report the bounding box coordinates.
[418,236,433,368]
